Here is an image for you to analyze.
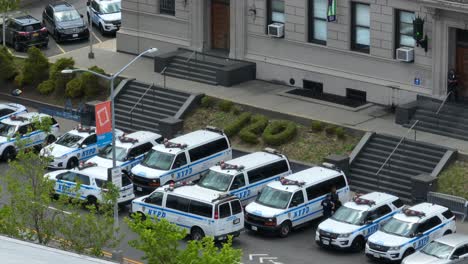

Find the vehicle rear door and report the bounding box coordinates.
[80,134,98,160]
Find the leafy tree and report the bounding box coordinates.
[81,65,106,97]
[0,47,16,80]
[0,0,20,47]
[22,46,49,85]
[50,57,75,94]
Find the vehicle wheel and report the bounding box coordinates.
[45,135,56,145]
[99,23,105,35]
[402,249,415,260]
[85,196,98,209]
[13,41,21,52]
[66,157,79,169]
[278,221,292,238]
[350,236,365,252]
[2,147,16,161]
[54,30,61,43]
[130,211,146,221]
[443,230,452,236]
[87,13,90,24]
[190,227,205,241]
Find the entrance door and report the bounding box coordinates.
[456,30,468,96]
[211,0,230,51]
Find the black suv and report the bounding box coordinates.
[0,13,49,51]
[42,1,89,43]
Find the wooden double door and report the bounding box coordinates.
[456,30,468,96]
[211,0,230,51]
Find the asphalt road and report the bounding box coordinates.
[10,0,114,58]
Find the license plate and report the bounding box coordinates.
[322,239,330,245]
[251,226,258,231]
[72,33,78,38]
[373,253,380,259]
[32,33,39,37]
[136,187,142,192]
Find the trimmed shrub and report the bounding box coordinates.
[325,125,337,136]
[50,57,75,94]
[37,80,55,95]
[0,47,16,81]
[13,73,23,88]
[65,78,83,98]
[335,127,345,139]
[81,66,106,97]
[218,100,234,112]
[224,112,251,137]
[311,120,324,132]
[232,106,242,115]
[262,120,297,146]
[200,96,216,108]
[22,46,49,85]
[239,114,269,144]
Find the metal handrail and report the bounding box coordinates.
[129,83,155,128]
[186,50,196,63]
[436,91,452,115]
[161,66,168,89]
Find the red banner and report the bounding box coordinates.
[95,101,112,135]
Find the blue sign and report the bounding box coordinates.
[97,132,113,147]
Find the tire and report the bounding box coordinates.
[443,230,452,236]
[2,146,16,161]
[85,196,98,209]
[54,30,61,43]
[350,236,365,252]
[402,249,415,260]
[278,221,292,238]
[130,211,146,221]
[190,227,205,241]
[66,157,79,169]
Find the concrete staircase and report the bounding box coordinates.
[164,55,221,85]
[348,133,454,203]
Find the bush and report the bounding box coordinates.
[232,106,242,115]
[325,125,337,136]
[13,73,23,88]
[50,57,75,94]
[65,78,83,98]
[0,47,16,81]
[200,96,216,108]
[262,120,297,146]
[81,66,106,97]
[22,46,49,85]
[311,120,324,132]
[37,80,55,95]
[218,100,234,112]
[224,112,251,137]
[335,127,345,139]
[239,115,269,144]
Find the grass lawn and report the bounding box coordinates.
[183,107,360,165]
[437,161,468,199]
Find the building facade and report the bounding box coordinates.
[117,0,468,106]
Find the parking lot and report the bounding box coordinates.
[10,0,114,58]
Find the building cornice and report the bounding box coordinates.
[417,0,468,13]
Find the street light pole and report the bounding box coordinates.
[61,47,158,262]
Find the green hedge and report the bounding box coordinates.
[239,115,269,144]
[218,100,234,112]
[82,66,106,97]
[65,78,83,98]
[0,47,16,81]
[262,120,297,146]
[37,80,55,95]
[311,120,324,132]
[200,96,216,108]
[325,125,337,136]
[22,46,49,85]
[50,57,75,94]
[224,112,251,137]
[335,127,345,139]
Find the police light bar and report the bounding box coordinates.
[163,138,187,149]
[9,115,28,122]
[264,147,282,156]
[78,161,97,170]
[352,195,375,206]
[118,135,139,144]
[403,208,426,218]
[279,177,305,187]
[217,161,244,171]
[165,181,194,191]
[212,193,232,202]
[321,162,339,171]
[205,126,224,135]
[76,124,95,133]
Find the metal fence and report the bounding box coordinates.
[427,192,467,222]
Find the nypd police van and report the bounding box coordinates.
[0,112,60,161]
[45,162,134,205]
[0,103,27,121]
[87,131,162,174]
[131,181,244,241]
[41,125,124,169]
[87,0,121,34]
[316,192,404,252]
[130,127,232,193]
[366,203,457,262]
[244,165,350,238]
[194,148,292,205]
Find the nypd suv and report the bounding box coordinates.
[87,0,121,34]
[0,103,27,121]
[316,192,404,252]
[366,203,456,262]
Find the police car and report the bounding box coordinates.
[87,0,121,34]
[0,112,60,161]
[87,131,162,174]
[45,161,134,205]
[316,192,404,252]
[41,125,124,169]
[366,203,457,262]
[131,181,244,241]
[244,165,351,238]
[0,103,27,121]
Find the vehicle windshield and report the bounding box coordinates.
[331,206,368,225]
[421,241,453,259]
[256,186,292,209]
[381,218,417,237]
[0,123,16,137]
[98,144,127,161]
[141,149,174,171]
[55,133,83,148]
[197,170,233,192]
[100,2,121,14]
[55,10,81,22]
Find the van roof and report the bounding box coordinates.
[152,129,225,154]
[116,131,161,149]
[210,151,286,176]
[2,112,51,126]
[394,202,448,223]
[159,185,236,204]
[345,192,398,211]
[267,166,342,192]
[72,165,109,180]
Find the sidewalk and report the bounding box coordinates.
[49,41,468,155]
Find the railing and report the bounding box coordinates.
[436,91,452,115]
[428,192,467,222]
[129,83,155,129]
[161,66,168,89]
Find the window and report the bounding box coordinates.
[82,134,97,146]
[247,160,288,184]
[145,192,164,206]
[172,153,187,169]
[267,0,285,26]
[368,205,392,221]
[305,175,346,201]
[219,203,231,218]
[166,195,190,212]
[59,171,77,182]
[308,0,327,44]
[396,10,415,49]
[18,125,29,135]
[418,216,442,233]
[231,200,242,215]
[0,109,14,117]
[453,245,468,257]
[160,0,175,16]
[128,143,153,159]
[188,138,229,162]
[442,210,455,220]
[351,2,370,53]
[392,199,404,209]
[76,174,90,185]
[91,1,100,12]
[289,191,304,208]
[189,200,212,218]
[230,174,246,191]
[45,6,53,18]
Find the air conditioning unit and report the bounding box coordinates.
[268,23,284,38]
[396,47,414,62]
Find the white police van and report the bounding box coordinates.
[131,181,244,241]
[41,125,124,169]
[366,203,457,262]
[45,162,134,205]
[194,148,291,205]
[130,127,232,193]
[244,165,350,238]
[87,131,162,174]
[87,0,121,34]
[0,103,27,121]
[316,192,404,252]
[0,112,60,161]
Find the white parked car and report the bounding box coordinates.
[366,203,457,262]
[0,103,27,121]
[87,0,121,34]
[0,112,60,161]
[316,192,404,252]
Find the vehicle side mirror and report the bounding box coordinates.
[414,232,423,238]
[80,144,87,149]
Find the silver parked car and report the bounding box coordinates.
[402,234,468,264]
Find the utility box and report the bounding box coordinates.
[81,100,103,126]
[411,174,437,204]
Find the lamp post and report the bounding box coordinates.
[61,47,158,261]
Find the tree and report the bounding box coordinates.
[49,57,75,94]
[0,46,16,81]
[0,0,20,47]
[126,216,242,264]
[22,46,49,85]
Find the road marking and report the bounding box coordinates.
[259,257,279,264]
[91,31,103,43]
[248,254,283,264]
[47,205,72,215]
[56,42,66,54]
[249,254,269,261]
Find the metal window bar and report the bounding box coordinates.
[160,0,175,15]
[129,83,155,130]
